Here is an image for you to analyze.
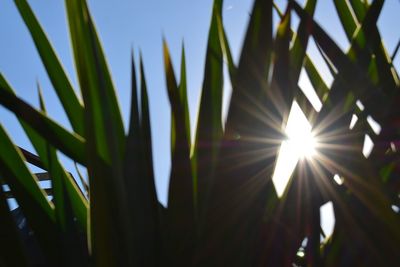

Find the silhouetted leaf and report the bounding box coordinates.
[163,40,195,265]
[193,0,224,221]
[65,0,133,265]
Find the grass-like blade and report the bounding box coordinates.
[216,14,237,80]
[0,75,86,165]
[140,56,159,234]
[122,53,159,266]
[38,86,67,229]
[292,0,387,121]
[163,40,195,265]
[349,0,368,21]
[333,0,358,41]
[334,0,399,90]
[65,0,125,162]
[290,0,317,81]
[139,56,160,265]
[193,0,224,219]
[38,89,89,264]
[271,5,293,111]
[224,0,273,133]
[178,46,191,151]
[65,1,133,265]
[36,87,88,231]
[273,3,329,121]
[14,0,84,135]
[202,1,278,265]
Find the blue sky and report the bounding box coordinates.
[0,0,399,211]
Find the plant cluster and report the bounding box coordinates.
[0,0,399,266]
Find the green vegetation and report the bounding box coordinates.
[0,0,399,266]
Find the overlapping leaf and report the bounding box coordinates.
[122,54,159,266]
[0,75,86,165]
[163,41,195,265]
[14,0,84,136]
[65,0,133,265]
[192,0,224,222]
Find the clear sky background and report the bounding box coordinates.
[0,0,399,215]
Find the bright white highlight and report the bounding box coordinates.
[349,114,358,129]
[286,102,317,159]
[298,70,323,112]
[320,201,335,239]
[272,102,317,197]
[362,134,374,158]
[356,100,365,111]
[333,174,343,185]
[367,116,381,135]
[392,205,400,213]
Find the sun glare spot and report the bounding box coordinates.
[272,102,318,197]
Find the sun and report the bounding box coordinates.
[287,132,317,159]
[286,112,317,160]
[272,101,318,197]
